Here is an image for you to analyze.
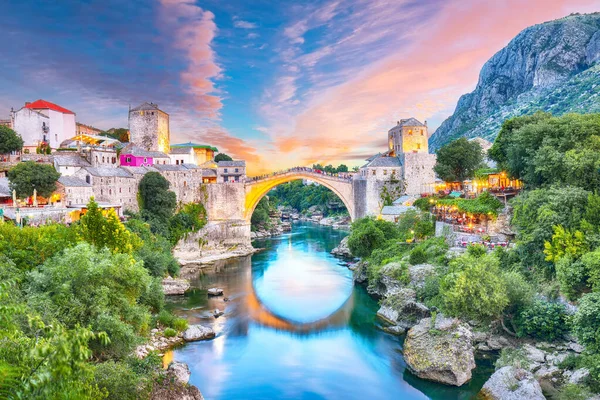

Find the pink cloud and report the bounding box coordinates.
[160,0,222,118]
[261,0,598,171]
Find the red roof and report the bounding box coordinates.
[25,99,75,115]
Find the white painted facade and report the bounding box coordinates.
[11,107,76,151]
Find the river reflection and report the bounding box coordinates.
[168,222,493,400]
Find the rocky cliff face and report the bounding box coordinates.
[430,13,600,149]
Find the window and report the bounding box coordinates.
[372,170,376,176]
[126,157,131,163]
[183,181,187,187]
[420,130,424,136]
[408,129,413,135]
[235,168,239,173]
[417,143,421,150]
[102,156,105,163]
[144,157,147,163]
[383,170,387,175]
[86,175,90,184]
[224,168,228,173]
[119,188,122,193]
[176,160,179,165]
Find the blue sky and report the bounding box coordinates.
[1,0,597,173]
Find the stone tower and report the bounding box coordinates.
[129,102,170,152]
[386,118,436,195]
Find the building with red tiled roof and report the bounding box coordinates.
[11,99,77,152]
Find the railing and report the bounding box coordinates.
[248,167,354,183]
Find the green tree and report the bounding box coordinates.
[488,112,600,190]
[102,128,129,142]
[515,300,569,341]
[138,172,176,222]
[7,161,60,198]
[26,243,153,359]
[347,218,386,258]
[439,253,509,321]
[434,137,484,182]
[78,198,142,254]
[0,126,23,154]
[214,153,233,162]
[251,197,272,230]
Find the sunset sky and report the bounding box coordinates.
[1,0,598,174]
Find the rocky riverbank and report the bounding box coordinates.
[333,239,591,397]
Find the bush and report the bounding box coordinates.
[439,253,508,321]
[556,256,588,300]
[573,292,600,352]
[347,218,386,258]
[515,300,570,341]
[157,310,175,327]
[172,318,188,332]
[163,328,177,338]
[409,247,427,265]
[466,243,487,257]
[94,361,142,400]
[556,384,592,400]
[502,270,534,316]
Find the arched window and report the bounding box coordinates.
[86,175,90,184]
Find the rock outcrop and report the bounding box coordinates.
[162,276,190,296]
[168,362,191,385]
[183,325,216,342]
[430,13,600,149]
[403,315,476,386]
[479,366,545,400]
[376,288,430,330]
[331,236,352,258]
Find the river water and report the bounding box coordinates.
[167,222,493,400]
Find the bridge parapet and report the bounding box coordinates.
[247,167,353,185]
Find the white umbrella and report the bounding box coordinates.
[12,189,16,207]
[33,189,38,208]
[15,208,21,227]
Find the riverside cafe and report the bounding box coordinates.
[426,170,523,198]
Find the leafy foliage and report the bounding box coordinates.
[78,198,142,254]
[434,137,484,182]
[0,126,23,154]
[573,292,600,353]
[214,153,233,162]
[515,299,570,341]
[439,253,509,321]
[138,172,177,222]
[489,112,600,190]
[7,161,60,198]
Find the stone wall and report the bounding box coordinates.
[352,178,367,219]
[205,183,245,222]
[403,152,436,195]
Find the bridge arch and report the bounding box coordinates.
[244,171,355,223]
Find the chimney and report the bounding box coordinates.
[397,121,400,125]
[424,120,428,127]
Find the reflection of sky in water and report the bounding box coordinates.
[177,326,427,400]
[171,223,494,400]
[253,240,353,323]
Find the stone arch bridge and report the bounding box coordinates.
[198,168,369,246]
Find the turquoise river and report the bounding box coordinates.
[167,222,493,399]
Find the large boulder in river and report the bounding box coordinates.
[162,276,190,295]
[403,315,475,386]
[377,288,430,330]
[479,366,545,400]
[331,237,352,258]
[368,262,407,297]
[183,325,215,342]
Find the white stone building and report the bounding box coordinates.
[168,147,196,165]
[11,100,76,151]
[129,103,170,153]
[53,153,92,176]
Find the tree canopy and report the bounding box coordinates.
[7,161,60,198]
[434,137,484,182]
[0,126,23,154]
[214,153,233,162]
[488,112,600,190]
[138,172,176,222]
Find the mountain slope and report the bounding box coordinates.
[429,13,600,150]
